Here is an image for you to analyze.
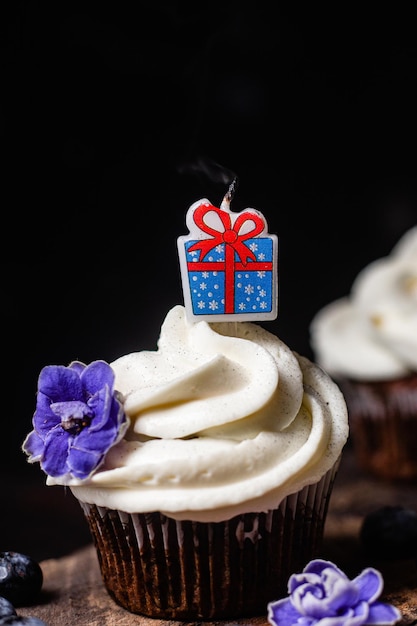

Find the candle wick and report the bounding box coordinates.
[221,177,239,211]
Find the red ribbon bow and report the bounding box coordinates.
[187,203,265,263]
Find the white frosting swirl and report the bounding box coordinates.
[57,305,348,521]
[310,226,417,380]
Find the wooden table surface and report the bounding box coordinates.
[17,448,417,626]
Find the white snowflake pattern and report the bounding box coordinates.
[244,284,255,295]
[202,271,209,278]
[249,242,258,252]
[258,252,266,260]
[208,300,219,311]
[260,301,268,309]
[200,282,207,290]
[197,301,206,310]
[238,302,246,311]
[258,288,266,297]
[215,244,224,253]
[257,271,266,278]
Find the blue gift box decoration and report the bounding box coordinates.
[178,198,278,322]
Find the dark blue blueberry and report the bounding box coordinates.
[0,553,43,607]
[0,597,16,619]
[0,616,48,625]
[360,505,417,560]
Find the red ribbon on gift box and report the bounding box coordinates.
[187,203,272,314]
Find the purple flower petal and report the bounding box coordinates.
[32,392,62,437]
[80,360,115,396]
[41,427,71,477]
[304,559,347,579]
[366,602,402,625]
[321,568,359,612]
[68,361,86,376]
[38,365,83,402]
[353,569,383,604]
[267,597,302,625]
[22,431,44,461]
[86,385,114,432]
[343,601,370,624]
[289,572,322,594]
[292,583,326,616]
[67,446,104,480]
[76,418,119,455]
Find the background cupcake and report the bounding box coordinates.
[23,304,348,620]
[310,226,417,482]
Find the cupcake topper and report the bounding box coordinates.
[177,180,278,322]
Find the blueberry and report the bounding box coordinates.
[0,617,48,625]
[360,505,417,560]
[0,553,43,607]
[0,596,16,619]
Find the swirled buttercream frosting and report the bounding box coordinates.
[310,226,417,381]
[52,305,348,522]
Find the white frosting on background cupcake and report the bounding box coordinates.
[53,305,348,522]
[310,226,417,380]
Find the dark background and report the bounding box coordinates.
[2,3,416,561]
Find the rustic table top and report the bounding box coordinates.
[18,448,417,626]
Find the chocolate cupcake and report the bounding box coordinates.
[310,226,417,482]
[23,305,348,619]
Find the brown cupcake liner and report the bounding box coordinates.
[77,460,339,620]
[338,375,417,481]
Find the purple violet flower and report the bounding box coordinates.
[267,559,402,626]
[22,360,129,481]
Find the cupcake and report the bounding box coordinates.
[22,188,349,619]
[310,226,417,482]
[22,304,348,619]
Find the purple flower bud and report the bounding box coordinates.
[267,559,401,626]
